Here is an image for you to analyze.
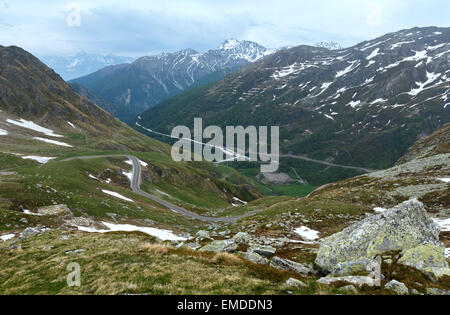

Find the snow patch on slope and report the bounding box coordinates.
[7,119,63,138]
[77,222,186,241]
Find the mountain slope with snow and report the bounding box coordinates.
[139,27,450,184]
[69,39,274,122]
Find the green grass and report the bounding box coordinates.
[271,183,317,197]
[0,155,196,229]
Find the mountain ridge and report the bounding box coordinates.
[137,26,450,184]
[69,39,274,122]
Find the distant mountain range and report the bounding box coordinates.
[137,27,450,184]
[69,39,275,123]
[40,52,134,81]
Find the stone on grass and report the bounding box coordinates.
[385,280,408,295]
[270,257,314,276]
[286,278,307,288]
[244,251,269,265]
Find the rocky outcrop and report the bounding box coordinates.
[316,199,442,275]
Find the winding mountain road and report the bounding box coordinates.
[60,155,262,223]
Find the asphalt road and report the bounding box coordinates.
[60,155,262,223]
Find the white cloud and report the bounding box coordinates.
[0,0,448,57]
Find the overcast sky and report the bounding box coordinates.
[0,0,448,57]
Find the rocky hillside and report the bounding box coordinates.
[0,45,262,214]
[70,39,273,122]
[139,27,450,183]
[309,122,449,217]
[69,82,130,126]
[397,123,450,164]
[0,45,165,153]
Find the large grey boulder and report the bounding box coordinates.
[316,199,441,274]
[270,257,314,276]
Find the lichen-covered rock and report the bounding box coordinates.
[316,199,440,274]
[398,244,450,282]
[243,251,269,265]
[270,257,314,275]
[38,204,72,216]
[248,245,276,258]
[423,267,450,283]
[317,276,376,287]
[199,240,238,253]
[385,280,409,295]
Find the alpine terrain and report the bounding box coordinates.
[138,27,450,185]
[70,39,274,122]
[0,23,448,296]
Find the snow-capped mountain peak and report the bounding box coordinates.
[70,39,275,122]
[214,38,273,62]
[218,38,241,50]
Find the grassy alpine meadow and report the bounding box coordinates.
[2,229,447,295]
[0,230,323,295]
